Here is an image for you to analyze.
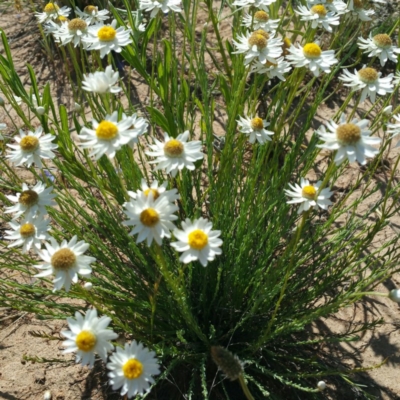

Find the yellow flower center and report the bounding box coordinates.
[122,359,143,380]
[20,136,39,152]
[303,43,322,58]
[188,229,208,250]
[51,248,76,270]
[140,208,160,227]
[311,4,327,16]
[254,10,269,22]
[97,26,116,41]
[44,3,59,13]
[250,117,264,130]
[253,29,269,40]
[164,139,184,157]
[248,33,268,50]
[302,185,317,200]
[282,37,292,55]
[95,121,118,140]
[55,16,69,23]
[19,223,35,238]
[336,123,361,145]
[373,34,392,49]
[19,190,39,207]
[75,330,97,352]
[84,5,98,14]
[68,18,87,32]
[357,67,378,84]
[144,188,160,200]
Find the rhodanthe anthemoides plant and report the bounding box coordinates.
[1,0,400,398]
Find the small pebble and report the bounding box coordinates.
[43,390,52,400]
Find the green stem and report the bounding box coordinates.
[238,374,255,400]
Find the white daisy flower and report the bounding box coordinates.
[121,113,148,146]
[126,179,180,203]
[75,6,110,25]
[232,30,283,66]
[237,115,274,144]
[82,65,122,94]
[251,57,292,81]
[34,235,95,292]
[123,192,178,246]
[171,217,223,267]
[387,113,400,146]
[348,0,374,21]
[233,0,277,9]
[6,127,58,168]
[316,114,381,165]
[339,67,394,103]
[146,131,204,177]
[62,309,118,367]
[241,10,280,32]
[5,217,51,253]
[5,182,56,220]
[84,20,132,59]
[107,341,160,398]
[0,122,6,140]
[53,18,89,48]
[286,42,338,77]
[307,0,348,14]
[139,0,182,19]
[357,33,400,67]
[35,2,71,24]
[284,178,333,214]
[295,4,340,33]
[77,111,138,160]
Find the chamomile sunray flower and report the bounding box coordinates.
[5,182,56,220]
[139,0,182,18]
[232,30,283,66]
[307,0,348,14]
[126,179,180,203]
[62,309,118,367]
[5,217,51,253]
[348,0,374,21]
[387,114,400,146]
[84,19,132,58]
[121,113,148,146]
[295,4,340,32]
[53,18,89,48]
[316,114,381,165]
[35,2,71,24]
[171,217,223,267]
[339,67,394,103]
[107,341,160,398]
[286,42,338,77]
[123,192,178,246]
[357,33,400,67]
[233,0,277,9]
[82,65,122,94]
[77,112,138,159]
[6,127,58,168]
[75,6,110,25]
[34,235,95,292]
[241,10,280,32]
[251,57,292,81]
[146,131,204,177]
[284,178,333,215]
[237,115,274,144]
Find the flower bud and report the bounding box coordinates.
[211,346,243,381]
[84,282,93,290]
[317,381,327,391]
[389,289,400,303]
[36,106,46,115]
[383,105,392,115]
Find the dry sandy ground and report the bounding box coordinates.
[1,3,400,400]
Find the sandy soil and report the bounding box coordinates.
[1,2,400,400]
